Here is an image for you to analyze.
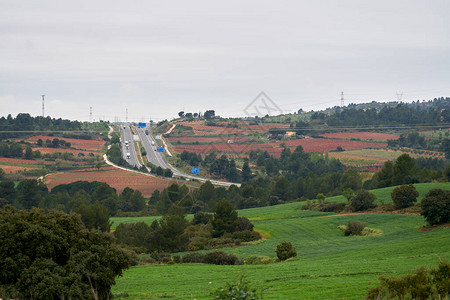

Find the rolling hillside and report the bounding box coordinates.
[112,182,450,299]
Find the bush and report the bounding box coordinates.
[150,252,171,263]
[237,216,254,231]
[202,251,243,265]
[366,259,450,300]
[344,221,366,236]
[173,255,181,264]
[192,211,213,225]
[275,241,297,261]
[182,252,205,263]
[349,190,376,212]
[391,184,419,209]
[232,230,261,242]
[421,189,450,225]
[318,201,347,212]
[211,275,262,300]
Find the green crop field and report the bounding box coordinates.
[112,182,450,299]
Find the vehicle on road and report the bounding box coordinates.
[151,141,155,146]
[126,153,130,159]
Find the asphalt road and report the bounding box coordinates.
[134,126,239,187]
[120,125,141,168]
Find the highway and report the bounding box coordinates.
[134,126,239,187]
[120,125,141,168]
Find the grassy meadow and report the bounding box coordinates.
[112,182,450,299]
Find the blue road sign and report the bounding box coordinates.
[138,122,146,127]
[157,147,164,152]
[192,167,199,174]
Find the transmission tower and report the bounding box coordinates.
[42,95,45,117]
[126,108,128,123]
[396,92,403,102]
[340,91,344,107]
[89,107,92,122]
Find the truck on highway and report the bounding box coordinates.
[145,130,149,135]
[126,153,130,159]
[151,141,155,146]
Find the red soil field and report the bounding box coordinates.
[45,169,178,197]
[0,165,39,173]
[166,136,250,143]
[27,136,105,151]
[319,132,399,141]
[33,147,97,156]
[0,157,45,165]
[172,138,386,156]
[177,121,283,135]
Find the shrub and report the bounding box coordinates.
[150,252,171,263]
[237,216,254,231]
[202,251,243,265]
[276,241,297,261]
[421,189,450,225]
[391,184,419,209]
[344,221,366,236]
[182,252,205,263]
[173,255,181,264]
[232,230,261,242]
[349,190,376,212]
[192,211,213,225]
[366,259,450,300]
[318,202,347,213]
[211,275,262,300]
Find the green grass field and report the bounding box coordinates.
[112,182,450,299]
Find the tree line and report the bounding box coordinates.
[313,103,448,127]
[0,113,83,139]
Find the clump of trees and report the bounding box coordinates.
[114,199,260,254]
[366,259,450,300]
[180,150,241,182]
[0,206,131,299]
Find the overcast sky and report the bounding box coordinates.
[1,0,449,122]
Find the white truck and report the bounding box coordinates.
[126,152,130,159]
[151,141,155,146]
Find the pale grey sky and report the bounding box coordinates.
[1,0,449,121]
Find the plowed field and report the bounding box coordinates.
[27,136,105,151]
[319,132,399,141]
[45,169,179,197]
[173,138,386,157]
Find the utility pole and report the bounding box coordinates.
[89,107,92,122]
[340,91,344,107]
[126,108,128,123]
[42,95,45,117]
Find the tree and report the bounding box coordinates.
[178,111,185,118]
[212,199,238,237]
[95,161,102,171]
[241,161,252,182]
[204,110,215,120]
[316,193,326,203]
[391,184,419,209]
[0,206,130,300]
[276,241,297,261]
[24,146,33,160]
[342,188,355,202]
[349,190,376,212]
[421,189,450,225]
[75,203,112,232]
